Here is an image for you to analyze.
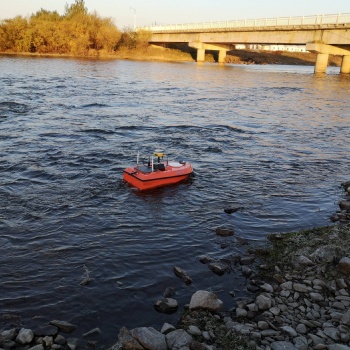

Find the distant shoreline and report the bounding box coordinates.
[0,47,342,67]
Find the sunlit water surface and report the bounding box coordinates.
[1,56,350,347]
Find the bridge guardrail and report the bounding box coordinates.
[138,13,350,32]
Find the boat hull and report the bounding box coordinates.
[123,162,193,191]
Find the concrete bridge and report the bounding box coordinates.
[140,13,350,73]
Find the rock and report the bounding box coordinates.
[341,180,350,189]
[187,325,201,336]
[198,255,215,264]
[258,321,269,330]
[341,309,350,326]
[328,345,350,350]
[270,306,281,316]
[166,329,193,349]
[117,327,144,350]
[215,228,234,237]
[66,338,79,350]
[49,320,78,333]
[236,308,248,317]
[293,336,308,350]
[323,327,340,341]
[28,345,45,350]
[3,340,17,349]
[131,327,167,350]
[308,334,325,347]
[82,327,101,337]
[189,290,223,311]
[293,283,312,293]
[173,266,193,285]
[260,283,274,293]
[15,328,34,345]
[240,255,256,265]
[79,277,93,285]
[163,287,175,298]
[54,335,66,345]
[224,207,241,214]
[295,323,307,334]
[339,200,350,211]
[1,329,17,341]
[281,281,293,290]
[33,325,58,337]
[208,262,228,276]
[293,255,314,268]
[309,292,324,302]
[160,323,175,335]
[271,341,298,350]
[256,294,272,310]
[280,325,298,337]
[241,266,253,278]
[338,257,350,276]
[154,298,178,314]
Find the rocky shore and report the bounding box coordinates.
[108,181,350,350]
[2,182,350,350]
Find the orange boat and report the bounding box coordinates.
[123,150,193,191]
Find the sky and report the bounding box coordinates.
[0,0,349,29]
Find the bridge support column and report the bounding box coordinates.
[314,53,329,73]
[196,49,205,62]
[218,50,227,64]
[340,55,350,74]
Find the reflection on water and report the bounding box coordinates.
[0,56,350,347]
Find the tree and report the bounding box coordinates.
[0,16,29,52]
[64,0,88,19]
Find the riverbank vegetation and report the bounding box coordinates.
[0,0,150,56]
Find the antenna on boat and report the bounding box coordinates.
[136,151,139,167]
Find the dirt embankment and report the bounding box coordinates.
[118,45,342,66]
[1,45,342,67]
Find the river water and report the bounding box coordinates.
[1,55,350,347]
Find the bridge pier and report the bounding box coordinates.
[307,43,350,74]
[196,49,205,62]
[218,50,227,64]
[340,55,350,74]
[314,53,329,73]
[189,42,234,63]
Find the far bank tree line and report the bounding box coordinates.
[0,0,151,56]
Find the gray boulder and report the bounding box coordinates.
[67,338,79,350]
[160,323,175,335]
[117,327,143,350]
[189,290,223,311]
[28,345,45,350]
[154,298,178,314]
[16,328,34,345]
[1,329,17,342]
[131,327,167,350]
[166,329,193,349]
[256,294,272,310]
[49,320,77,333]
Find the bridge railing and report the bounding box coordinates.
[138,13,350,32]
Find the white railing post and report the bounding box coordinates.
[321,14,324,24]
